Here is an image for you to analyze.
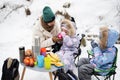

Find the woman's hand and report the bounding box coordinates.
[52,36,63,43]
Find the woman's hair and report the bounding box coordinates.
[61,19,75,36]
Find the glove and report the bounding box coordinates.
[52,36,63,43]
[91,40,98,48]
[81,34,85,37]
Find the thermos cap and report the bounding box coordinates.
[34,36,40,38]
[19,46,25,50]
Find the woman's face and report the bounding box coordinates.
[46,21,55,31]
[47,21,55,27]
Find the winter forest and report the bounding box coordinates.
[0,0,120,80]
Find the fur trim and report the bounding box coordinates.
[61,19,75,36]
[99,26,108,49]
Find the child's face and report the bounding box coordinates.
[61,27,68,34]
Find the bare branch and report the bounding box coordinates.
[4,5,24,20]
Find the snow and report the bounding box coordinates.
[0,0,120,80]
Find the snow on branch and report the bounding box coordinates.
[0,0,33,23]
[4,5,24,20]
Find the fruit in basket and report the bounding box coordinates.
[23,57,30,66]
[23,57,35,67]
[29,58,34,67]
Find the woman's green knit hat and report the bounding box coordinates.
[42,6,55,23]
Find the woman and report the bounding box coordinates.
[33,6,62,49]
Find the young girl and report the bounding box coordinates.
[77,26,119,80]
[57,19,80,72]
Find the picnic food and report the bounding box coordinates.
[23,57,35,67]
[23,57,30,66]
[25,49,33,57]
[47,52,63,67]
[29,58,34,67]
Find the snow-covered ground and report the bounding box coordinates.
[0,0,120,80]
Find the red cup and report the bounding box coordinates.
[40,48,46,54]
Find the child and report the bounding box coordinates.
[77,26,119,80]
[57,19,80,72]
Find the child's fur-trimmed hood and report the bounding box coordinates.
[61,19,75,36]
[99,26,119,49]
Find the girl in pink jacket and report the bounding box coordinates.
[57,19,80,72]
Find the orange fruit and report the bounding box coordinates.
[29,58,34,67]
[24,58,30,66]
